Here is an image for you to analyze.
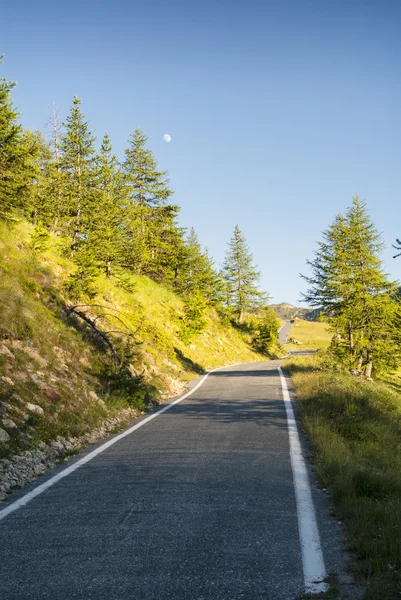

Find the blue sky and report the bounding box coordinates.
[2,0,401,305]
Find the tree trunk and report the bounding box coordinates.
[348,321,354,355]
[357,350,364,371]
[365,353,373,378]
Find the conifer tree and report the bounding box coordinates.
[123,129,180,279]
[124,129,172,207]
[175,228,222,303]
[302,196,401,376]
[59,96,96,250]
[222,225,266,323]
[36,104,66,231]
[0,59,40,218]
[87,132,128,277]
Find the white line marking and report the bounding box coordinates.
[0,364,237,523]
[278,366,328,594]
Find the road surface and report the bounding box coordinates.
[278,320,292,345]
[0,360,347,600]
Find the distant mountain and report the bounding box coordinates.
[269,303,321,321]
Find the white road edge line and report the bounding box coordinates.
[278,366,328,595]
[0,363,237,523]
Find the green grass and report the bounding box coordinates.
[283,353,401,600]
[286,318,332,351]
[0,220,265,462]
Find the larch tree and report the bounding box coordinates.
[88,132,128,277]
[59,96,96,251]
[124,129,172,207]
[302,196,401,376]
[0,59,40,218]
[175,228,222,304]
[37,103,66,231]
[222,225,266,323]
[123,129,179,278]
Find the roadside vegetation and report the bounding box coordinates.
[0,60,281,468]
[284,196,401,599]
[284,352,401,600]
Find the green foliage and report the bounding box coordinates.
[284,353,401,600]
[88,132,129,277]
[124,128,172,207]
[222,225,268,323]
[175,228,223,304]
[179,292,208,343]
[0,61,40,218]
[302,196,401,376]
[29,222,51,252]
[64,244,98,299]
[250,307,280,355]
[59,96,97,250]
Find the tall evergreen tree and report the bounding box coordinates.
[59,96,96,250]
[123,129,180,279]
[0,59,40,218]
[222,225,266,323]
[175,228,222,303]
[87,132,128,277]
[36,104,66,231]
[302,196,401,376]
[124,129,172,207]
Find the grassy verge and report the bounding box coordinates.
[285,318,331,351]
[283,353,401,599]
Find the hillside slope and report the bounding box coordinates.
[0,221,265,496]
[270,302,321,321]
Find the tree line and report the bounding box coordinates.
[0,60,279,350]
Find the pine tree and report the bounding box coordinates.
[36,104,66,231]
[222,225,266,323]
[175,228,222,304]
[124,129,172,207]
[0,59,40,218]
[123,129,180,279]
[59,96,96,250]
[87,132,128,277]
[302,196,401,376]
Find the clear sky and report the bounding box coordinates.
[2,0,400,305]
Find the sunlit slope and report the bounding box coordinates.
[0,221,264,462]
[285,318,331,350]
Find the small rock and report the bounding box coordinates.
[42,387,62,402]
[2,419,17,430]
[89,391,99,402]
[29,372,42,385]
[26,403,44,416]
[0,428,11,443]
[0,376,14,386]
[0,345,15,360]
[50,440,66,454]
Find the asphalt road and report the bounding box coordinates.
[0,361,346,600]
[278,321,292,345]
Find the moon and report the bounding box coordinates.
[163,133,172,143]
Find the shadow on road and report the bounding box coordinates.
[170,398,288,429]
[210,369,278,378]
